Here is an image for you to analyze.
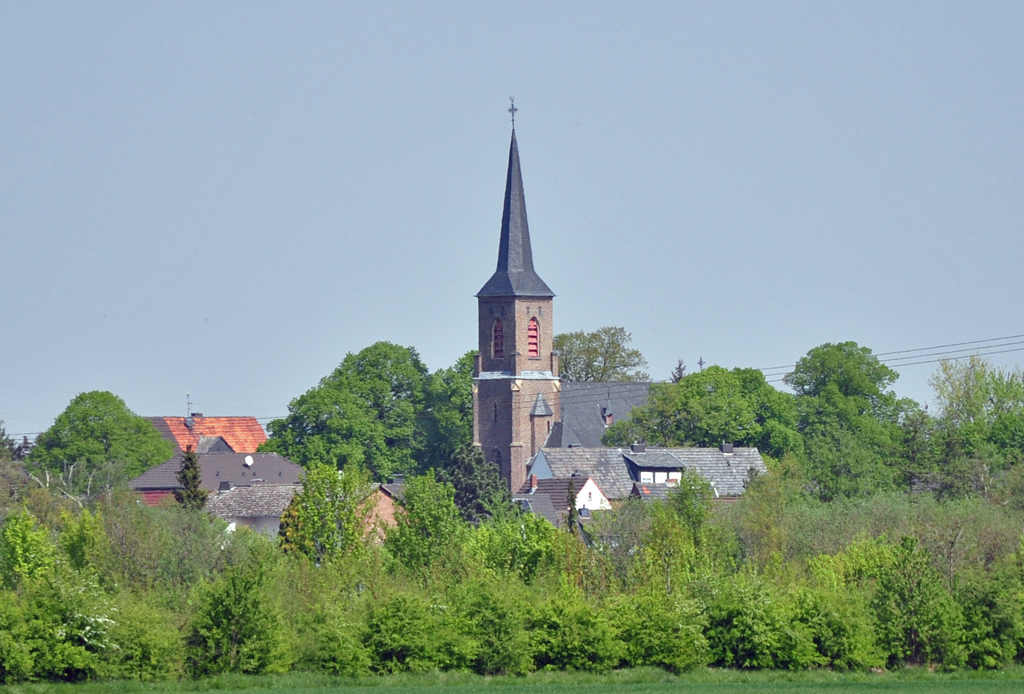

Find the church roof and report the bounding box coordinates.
[477,130,554,298]
[544,382,652,448]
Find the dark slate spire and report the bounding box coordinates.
[477,130,554,298]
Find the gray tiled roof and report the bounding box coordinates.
[513,494,562,527]
[623,447,766,497]
[477,130,554,298]
[206,483,299,519]
[129,452,303,492]
[533,446,766,500]
[550,382,651,448]
[533,448,634,500]
[630,481,672,501]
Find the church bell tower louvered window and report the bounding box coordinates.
[493,318,504,359]
[528,317,539,357]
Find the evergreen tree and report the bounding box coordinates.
[174,446,207,511]
[436,444,509,524]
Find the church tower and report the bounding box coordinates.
[473,128,560,493]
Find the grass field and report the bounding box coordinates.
[5,668,1024,694]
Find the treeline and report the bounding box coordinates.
[606,344,1024,503]
[2,458,1024,681]
[1,338,1024,682]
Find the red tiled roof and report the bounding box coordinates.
[147,416,267,454]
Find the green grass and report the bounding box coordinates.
[6,668,1024,694]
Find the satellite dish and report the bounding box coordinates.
[244,455,254,467]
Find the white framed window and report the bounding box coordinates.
[655,471,667,484]
[640,471,654,484]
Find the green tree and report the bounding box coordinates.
[261,342,429,481]
[423,351,477,468]
[277,462,370,563]
[553,327,649,382]
[784,343,907,500]
[0,510,54,588]
[28,391,174,496]
[929,356,1024,464]
[174,447,208,511]
[604,366,801,458]
[385,470,466,574]
[667,468,713,548]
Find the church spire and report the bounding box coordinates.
[477,129,555,298]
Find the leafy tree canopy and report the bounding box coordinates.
[261,342,429,481]
[423,351,477,467]
[278,462,371,563]
[28,391,174,495]
[385,469,467,574]
[603,365,801,459]
[554,327,649,383]
[785,342,900,425]
[784,343,909,500]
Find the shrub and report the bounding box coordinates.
[102,594,182,680]
[706,571,822,670]
[956,567,1024,669]
[297,603,370,676]
[456,578,533,675]
[363,593,473,673]
[529,590,621,671]
[609,591,709,672]
[790,585,882,671]
[0,595,32,683]
[872,537,966,669]
[5,564,113,682]
[184,560,291,676]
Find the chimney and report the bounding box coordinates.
[630,443,646,453]
[720,442,734,454]
[184,416,194,429]
[530,474,538,493]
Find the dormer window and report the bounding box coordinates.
[492,318,504,359]
[528,317,539,357]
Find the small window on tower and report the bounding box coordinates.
[492,318,504,359]
[528,317,539,357]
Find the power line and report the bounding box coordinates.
[764,345,1024,384]
[758,333,1024,376]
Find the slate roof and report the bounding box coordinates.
[623,447,766,497]
[513,494,562,527]
[532,448,635,500]
[129,452,302,492]
[477,130,554,298]
[547,382,651,448]
[630,482,672,501]
[146,416,267,454]
[206,484,299,519]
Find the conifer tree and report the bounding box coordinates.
[566,476,578,535]
[175,446,207,511]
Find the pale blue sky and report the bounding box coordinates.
[2,2,1022,437]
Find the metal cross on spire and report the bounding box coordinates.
[508,96,517,127]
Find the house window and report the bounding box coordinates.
[528,317,539,357]
[655,471,667,484]
[492,318,504,359]
[640,471,654,484]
